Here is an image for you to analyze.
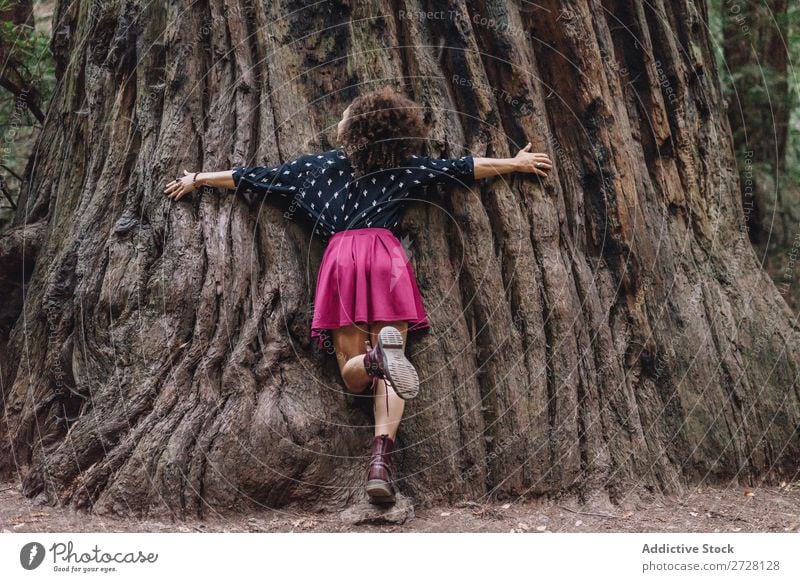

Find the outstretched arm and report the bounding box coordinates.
[163,169,235,201]
[164,157,309,202]
[197,170,236,190]
[473,143,553,180]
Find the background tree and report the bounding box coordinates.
[0,0,54,229]
[0,0,798,519]
[711,0,800,310]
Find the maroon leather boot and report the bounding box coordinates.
[362,326,419,400]
[365,434,396,504]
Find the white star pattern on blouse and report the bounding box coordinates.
[230,149,474,239]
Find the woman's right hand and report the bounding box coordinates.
[163,169,198,201]
[514,143,553,177]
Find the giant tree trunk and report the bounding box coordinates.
[1,0,798,519]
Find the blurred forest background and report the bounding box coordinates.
[1,0,798,309]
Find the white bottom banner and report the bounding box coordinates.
[2,533,797,581]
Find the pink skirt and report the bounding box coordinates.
[311,227,430,353]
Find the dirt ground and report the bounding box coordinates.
[2,479,799,533]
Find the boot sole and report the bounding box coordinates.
[366,480,396,504]
[377,326,419,400]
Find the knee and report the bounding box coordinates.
[340,357,370,393]
[340,353,361,375]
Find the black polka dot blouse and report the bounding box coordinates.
[231,149,476,239]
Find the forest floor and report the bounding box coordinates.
[1,479,799,533]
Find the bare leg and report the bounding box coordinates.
[331,324,371,393]
[369,321,408,441]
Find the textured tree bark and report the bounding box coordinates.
[1,0,798,519]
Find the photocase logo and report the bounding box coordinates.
[20,542,46,570]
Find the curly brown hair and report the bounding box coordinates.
[339,86,429,177]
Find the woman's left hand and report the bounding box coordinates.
[514,143,553,177]
[163,170,198,201]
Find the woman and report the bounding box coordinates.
[163,86,553,504]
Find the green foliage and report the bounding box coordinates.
[0,5,55,153]
[708,0,800,184]
[784,3,800,185]
[0,2,56,226]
